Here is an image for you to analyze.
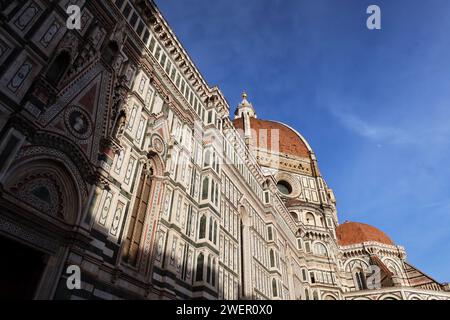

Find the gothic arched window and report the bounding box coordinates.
[213,221,218,244]
[211,181,215,203]
[269,249,275,268]
[195,253,204,281]
[302,269,308,281]
[267,226,273,241]
[314,242,328,257]
[203,150,211,167]
[310,272,316,284]
[211,152,216,171]
[211,258,216,286]
[208,217,213,241]
[201,177,209,200]
[206,255,211,283]
[313,291,319,300]
[272,279,278,297]
[214,182,219,206]
[199,215,206,239]
[355,270,368,290]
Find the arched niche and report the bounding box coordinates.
[379,294,400,300]
[305,212,316,226]
[3,158,82,225]
[0,155,84,299]
[323,294,338,300]
[290,211,299,222]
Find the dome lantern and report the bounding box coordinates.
[235,91,257,119]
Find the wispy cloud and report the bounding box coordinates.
[330,108,450,148]
[331,109,414,144]
[420,198,450,210]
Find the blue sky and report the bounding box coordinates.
[155,0,450,282]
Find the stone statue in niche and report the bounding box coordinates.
[110,20,127,48]
[98,21,127,72]
[110,74,129,131]
[56,32,79,58]
[113,54,125,73]
[88,23,106,49]
[113,109,127,140]
[124,65,136,86]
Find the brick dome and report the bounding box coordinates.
[232,118,311,158]
[336,221,394,246]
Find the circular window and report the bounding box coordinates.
[277,180,292,195]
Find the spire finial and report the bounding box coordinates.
[234,90,257,119]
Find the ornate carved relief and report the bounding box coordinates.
[64,105,93,140]
[4,159,81,224]
[15,143,90,197]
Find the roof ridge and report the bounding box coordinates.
[405,262,444,286]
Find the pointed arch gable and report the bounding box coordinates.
[382,257,403,276]
[146,150,165,177]
[3,155,83,226]
[344,258,370,273]
[24,131,96,186]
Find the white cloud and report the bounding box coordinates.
[330,106,450,150]
[331,109,413,144]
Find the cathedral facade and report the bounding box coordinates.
[0,0,448,300]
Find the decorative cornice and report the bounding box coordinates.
[132,1,231,113]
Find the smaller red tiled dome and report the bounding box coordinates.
[336,221,394,246]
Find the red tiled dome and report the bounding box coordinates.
[336,221,394,246]
[232,118,311,158]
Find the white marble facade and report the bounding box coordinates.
[0,0,448,300]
